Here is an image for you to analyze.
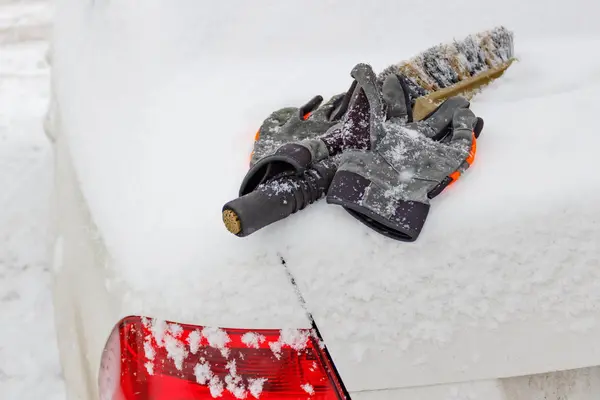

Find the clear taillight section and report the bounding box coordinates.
[99,316,348,399]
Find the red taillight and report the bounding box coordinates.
[99,316,348,399]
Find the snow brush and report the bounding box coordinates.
[379,25,515,120]
[223,26,514,237]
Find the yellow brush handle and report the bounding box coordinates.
[412,59,515,121]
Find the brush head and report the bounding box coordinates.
[379,26,515,120]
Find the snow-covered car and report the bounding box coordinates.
[47,0,600,399]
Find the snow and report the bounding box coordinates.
[51,235,63,273]
[148,317,168,346]
[209,375,225,398]
[188,329,202,354]
[49,0,600,394]
[164,333,188,371]
[278,328,310,351]
[241,332,266,349]
[0,1,64,398]
[248,378,267,399]
[301,383,315,396]
[143,338,155,361]
[225,360,247,399]
[193,361,212,385]
[202,327,232,358]
[50,0,600,315]
[0,0,51,45]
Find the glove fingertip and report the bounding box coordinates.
[298,95,324,119]
[474,117,484,139]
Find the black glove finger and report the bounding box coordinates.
[450,108,479,143]
[308,90,350,122]
[382,73,413,122]
[474,117,484,139]
[350,63,386,125]
[298,95,324,120]
[423,96,470,140]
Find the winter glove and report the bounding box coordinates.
[225,79,367,236]
[326,63,483,242]
[226,72,386,236]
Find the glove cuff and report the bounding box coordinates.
[239,143,313,196]
[326,170,430,242]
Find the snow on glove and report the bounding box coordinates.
[326,63,483,242]
[239,87,353,196]
[226,77,377,236]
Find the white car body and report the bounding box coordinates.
[48,0,600,399]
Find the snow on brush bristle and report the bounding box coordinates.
[378,26,515,95]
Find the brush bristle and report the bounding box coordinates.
[379,26,515,96]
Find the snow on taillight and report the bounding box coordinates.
[99,316,349,399]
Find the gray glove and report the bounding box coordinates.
[240,77,374,196]
[228,73,379,237]
[326,63,483,242]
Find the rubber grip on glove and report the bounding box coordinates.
[225,161,337,237]
[298,95,323,119]
[427,176,454,199]
[223,187,303,237]
[239,143,313,196]
[474,117,484,139]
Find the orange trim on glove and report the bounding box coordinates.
[448,132,477,186]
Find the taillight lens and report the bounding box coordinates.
[99,316,348,399]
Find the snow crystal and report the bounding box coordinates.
[196,359,267,399]
[144,361,154,376]
[398,168,415,182]
[248,378,267,399]
[164,334,188,371]
[145,320,189,370]
[268,329,310,359]
[143,338,155,361]
[168,323,183,337]
[225,360,247,399]
[225,359,238,375]
[268,340,283,360]
[280,328,310,351]
[309,329,325,349]
[399,125,421,139]
[194,362,213,385]
[188,330,202,354]
[267,180,299,195]
[301,383,315,395]
[150,319,167,346]
[202,327,231,347]
[141,317,151,329]
[209,376,225,398]
[202,327,231,358]
[241,332,266,349]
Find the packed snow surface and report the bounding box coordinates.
[52,0,600,392]
[0,1,64,398]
